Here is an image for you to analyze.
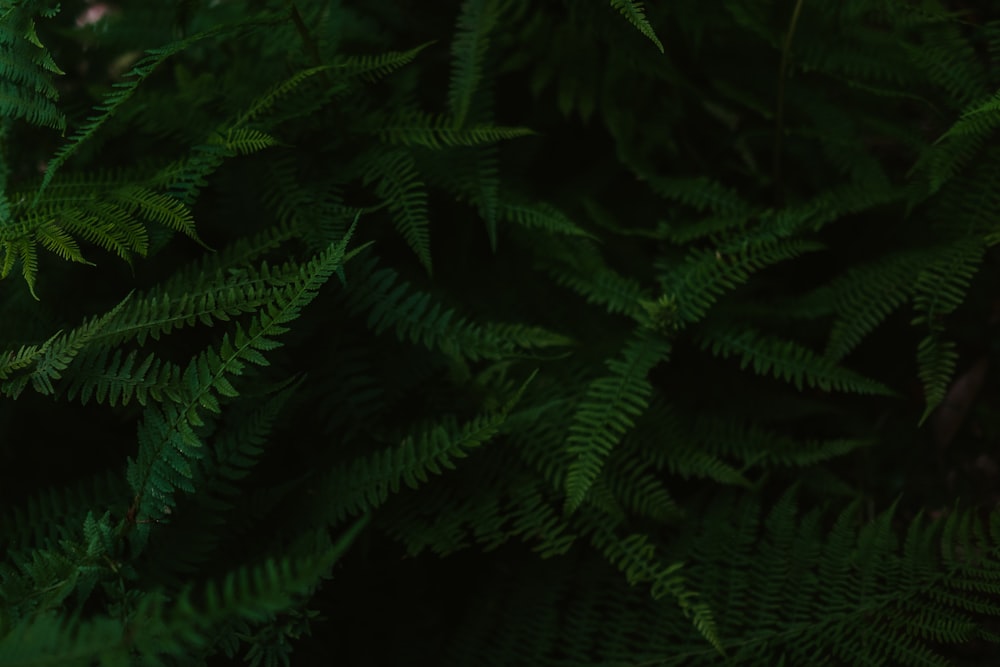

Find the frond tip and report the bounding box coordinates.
[610,0,665,53]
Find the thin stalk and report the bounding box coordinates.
[773,0,804,204]
[285,0,323,69]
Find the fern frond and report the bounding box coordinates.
[126,232,361,532]
[915,334,958,425]
[449,0,500,126]
[824,249,928,360]
[629,402,751,486]
[97,261,337,350]
[0,179,203,295]
[330,41,436,83]
[350,259,572,361]
[915,89,1000,192]
[583,519,723,654]
[501,198,596,239]
[609,0,665,53]
[543,237,652,320]
[699,326,896,395]
[0,6,64,132]
[109,185,198,239]
[36,14,285,198]
[676,493,1000,664]
[60,348,182,408]
[233,64,334,127]
[133,522,365,660]
[212,127,280,155]
[372,110,535,149]
[156,143,230,206]
[384,467,578,558]
[910,236,985,328]
[651,176,754,216]
[0,470,126,553]
[360,148,432,273]
[0,294,133,398]
[0,521,365,665]
[603,453,683,523]
[658,236,824,327]
[143,380,304,584]
[565,329,671,513]
[0,612,123,666]
[695,414,877,470]
[318,372,535,523]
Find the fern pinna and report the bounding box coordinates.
[3,1,1000,665]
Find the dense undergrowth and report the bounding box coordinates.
[3,0,1000,665]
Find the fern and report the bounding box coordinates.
[658,235,825,328]
[125,230,363,535]
[609,0,665,53]
[360,147,433,273]
[0,520,366,666]
[449,0,500,127]
[823,248,929,361]
[565,329,671,513]
[371,109,534,150]
[330,41,437,83]
[316,371,535,523]
[7,1,1000,664]
[910,235,987,420]
[0,2,64,132]
[699,325,896,396]
[36,14,285,198]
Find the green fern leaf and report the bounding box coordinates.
[0,7,65,132]
[126,231,361,532]
[915,334,958,425]
[824,249,928,360]
[372,110,535,149]
[449,0,500,126]
[360,148,432,273]
[330,41,436,83]
[565,330,671,513]
[36,14,284,198]
[320,371,536,522]
[610,0,665,53]
[500,198,596,239]
[700,326,896,395]
[233,64,335,127]
[659,236,824,327]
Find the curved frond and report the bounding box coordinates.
[565,330,671,513]
[609,0,665,53]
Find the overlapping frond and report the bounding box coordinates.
[565,329,671,513]
[699,326,896,395]
[126,232,360,534]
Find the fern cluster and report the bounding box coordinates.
[3,0,1000,665]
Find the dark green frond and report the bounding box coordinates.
[360,147,432,273]
[371,109,535,149]
[126,233,359,533]
[565,330,671,513]
[449,0,501,127]
[330,41,436,83]
[0,5,64,132]
[317,372,534,523]
[37,15,284,198]
[609,0,665,53]
[699,326,896,395]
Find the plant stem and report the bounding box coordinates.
[773,0,804,204]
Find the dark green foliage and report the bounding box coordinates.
[3,1,1000,665]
